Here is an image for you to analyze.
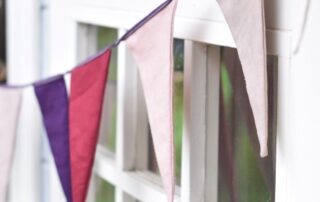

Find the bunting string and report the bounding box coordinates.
[0,0,174,90]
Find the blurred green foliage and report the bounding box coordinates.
[96,27,117,202]
[218,60,274,202]
[173,39,184,185]
[95,178,115,202]
[98,27,118,81]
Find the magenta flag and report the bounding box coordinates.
[126,0,178,201]
[69,49,111,202]
[34,75,72,202]
[0,88,22,202]
[217,0,268,157]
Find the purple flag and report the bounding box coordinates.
[34,75,72,202]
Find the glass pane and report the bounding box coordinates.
[173,39,184,185]
[148,39,184,186]
[97,27,118,153]
[218,48,277,202]
[95,176,115,202]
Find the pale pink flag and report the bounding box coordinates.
[0,88,22,202]
[217,0,268,157]
[126,0,178,201]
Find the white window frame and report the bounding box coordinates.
[6,0,308,201]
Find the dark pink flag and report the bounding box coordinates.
[69,49,111,202]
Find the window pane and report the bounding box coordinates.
[218,48,277,202]
[97,27,118,153]
[95,176,115,202]
[148,39,184,186]
[173,39,184,185]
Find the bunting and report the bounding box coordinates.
[0,0,270,201]
[34,75,72,202]
[0,88,22,202]
[217,0,268,157]
[126,0,178,201]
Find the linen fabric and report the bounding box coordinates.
[69,49,111,202]
[0,88,22,202]
[126,0,178,201]
[34,75,72,202]
[217,0,269,157]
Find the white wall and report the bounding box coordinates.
[286,1,320,201]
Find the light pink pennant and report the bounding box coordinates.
[0,88,22,202]
[126,0,178,201]
[217,0,268,157]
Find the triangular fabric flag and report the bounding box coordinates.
[217,0,268,157]
[0,88,22,202]
[126,0,178,201]
[69,49,111,202]
[34,75,72,202]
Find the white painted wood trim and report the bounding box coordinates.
[94,146,181,202]
[70,0,293,30]
[76,24,98,62]
[180,42,221,202]
[47,0,77,75]
[115,28,149,201]
[69,1,293,57]
[115,29,148,202]
[6,0,40,84]
[181,41,208,202]
[6,0,42,201]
